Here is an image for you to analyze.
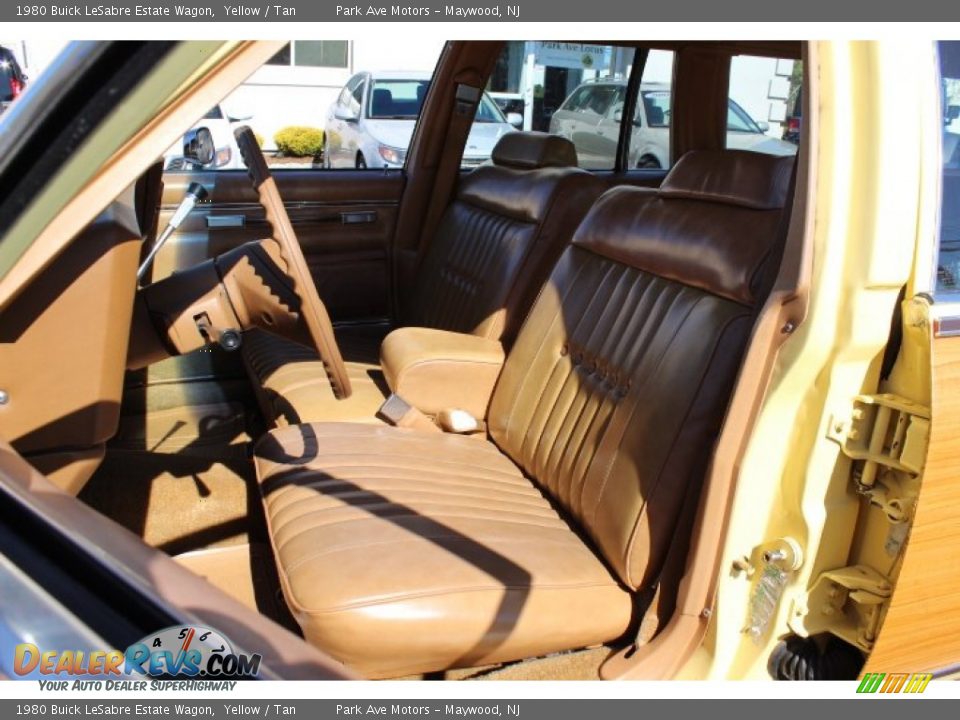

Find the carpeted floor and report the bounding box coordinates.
[80,448,257,555]
[80,400,261,555]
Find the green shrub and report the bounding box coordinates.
[274,126,324,157]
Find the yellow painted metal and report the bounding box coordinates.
[796,565,892,651]
[685,40,938,679]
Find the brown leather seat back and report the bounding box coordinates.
[487,150,794,591]
[407,132,603,345]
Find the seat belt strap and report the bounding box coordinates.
[415,83,482,267]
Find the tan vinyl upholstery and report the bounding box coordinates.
[255,424,635,678]
[244,325,388,425]
[244,132,603,425]
[380,328,505,419]
[254,150,795,677]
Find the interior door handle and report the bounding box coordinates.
[207,215,245,228]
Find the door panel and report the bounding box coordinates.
[154,169,403,323]
[141,169,403,388]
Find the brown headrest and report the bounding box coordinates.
[660,149,795,210]
[573,152,791,305]
[491,132,578,170]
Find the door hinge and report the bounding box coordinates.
[789,565,892,651]
[827,393,930,523]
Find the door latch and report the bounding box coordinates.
[827,393,929,522]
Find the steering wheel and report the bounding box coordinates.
[233,126,353,399]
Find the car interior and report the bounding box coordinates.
[0,40,809,680]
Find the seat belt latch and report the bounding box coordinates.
[377,394,441,433]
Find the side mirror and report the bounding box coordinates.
[183,127,215,167]
[948,105,960,121]
[224,103,254,123]
[334,105,359,123]
[613,109,623,123]
[506,112,523,129]
[757,120,770,133]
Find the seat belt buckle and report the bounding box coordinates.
[377,394,442,433]
[436,408,482,434]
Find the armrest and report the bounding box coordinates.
[380,328,506,419]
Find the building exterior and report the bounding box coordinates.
[5,39,795,151]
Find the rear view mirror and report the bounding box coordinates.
[506,112,523,129]
[183,127,215,167]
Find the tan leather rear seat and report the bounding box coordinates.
[244,132,603,425]
[254,150,795,678]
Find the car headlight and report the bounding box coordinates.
[213,146,232,167]
[378,145,406,166]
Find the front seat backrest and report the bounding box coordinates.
[407,131,603,345]
[487,149,794,590]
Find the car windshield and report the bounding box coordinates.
[728,99,763,133]
[368,78,430,119]
[563,84,621,115]
[474,93,508,123]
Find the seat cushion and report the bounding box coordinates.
[254,422,634,678]
[243,327,389,425]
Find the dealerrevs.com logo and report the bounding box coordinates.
[13,626,261,686]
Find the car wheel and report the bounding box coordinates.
[356,153,367,170]
[637,155,662,169]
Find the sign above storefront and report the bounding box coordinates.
[533,42,611,71]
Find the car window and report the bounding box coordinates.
[640,88,672,128]
[475,94,508,123]
[727,100,761,133]
[485,42,641,171]
[0,45,29,105]
[349,78,364,116]
[936,40,960,295]
[154,40,444,172]
[626,49,675,170]
[368,79,430,119]
[0,62,16,103]
[727,54,801,157]
[561,86,595,113]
